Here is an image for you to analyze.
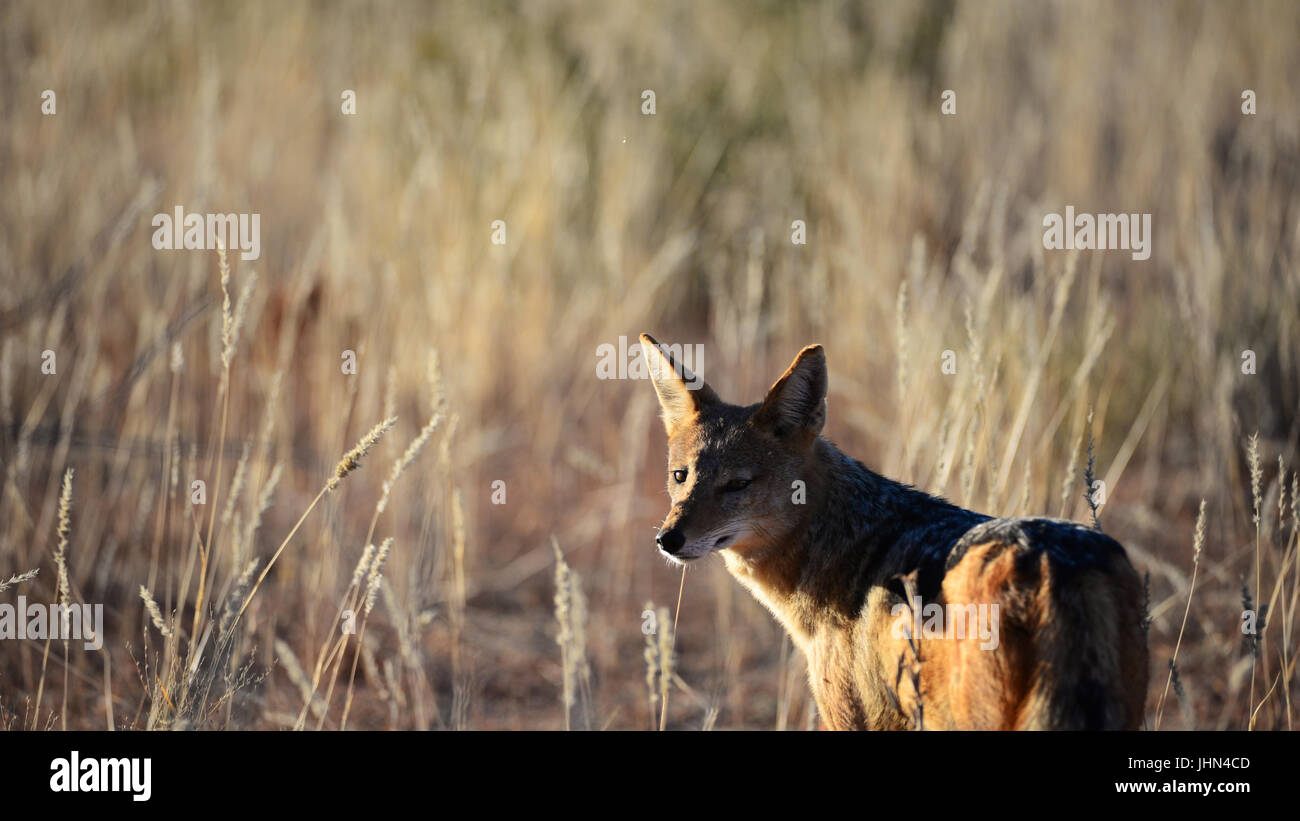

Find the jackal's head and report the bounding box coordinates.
[640,333,827,564]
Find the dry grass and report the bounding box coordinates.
[1,0,1298,730]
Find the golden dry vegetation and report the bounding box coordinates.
[1,0,1298,730]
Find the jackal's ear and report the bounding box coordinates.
[639,333,719,434]
[756,345,827,437]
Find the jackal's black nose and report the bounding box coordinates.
[656,528,685,555]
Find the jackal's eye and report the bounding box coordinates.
[724,478,751,492]
[672,469,688,484]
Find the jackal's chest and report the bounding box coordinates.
[724,558,913,729]
[802,591,927,730]
[804,633,863,729]
[803,619,912,731]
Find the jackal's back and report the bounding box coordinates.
[871,513,1149,730]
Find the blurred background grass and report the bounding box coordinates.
[1,0,1298,729]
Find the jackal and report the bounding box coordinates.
[639,334,1148,730]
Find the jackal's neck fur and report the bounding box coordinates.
[722,437,971,650]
